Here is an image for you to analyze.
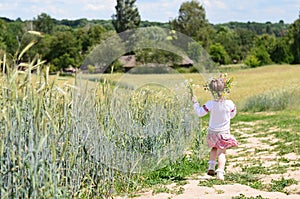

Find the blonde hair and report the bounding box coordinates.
[204,73,234,99]
[209,78,226,98]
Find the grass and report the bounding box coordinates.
[268,177,298,193]
[141,156,207,187]
[197,170,298,194]
[224,110,300,195]
[101,65,300,196]
[228,64,300,104]
[241,88,300,112]
[0,64,203,197]
[232,194,268,199]
[235,111,300,156]
[1,41,300,199]
[98,64,300,110]
[154,73,299,197]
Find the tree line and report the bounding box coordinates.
[0,0,299,73]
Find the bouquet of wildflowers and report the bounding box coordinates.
[184,79,194,97]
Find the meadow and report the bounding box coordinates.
[98,64,300,103]
[0,59,299,198]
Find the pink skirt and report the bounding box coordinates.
[206,129,238,149]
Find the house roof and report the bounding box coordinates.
[118,55,194,68]
[118,55,136,68]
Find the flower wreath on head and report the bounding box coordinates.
[203,73,234,99]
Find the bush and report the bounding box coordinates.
[176,67,189,73]
[253,46,272,65]
[188,66,199,73]
[244,55,261,68]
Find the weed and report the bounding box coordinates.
[242,164,269,175]
[142,156,207,187]
[216,189,225,194]
[233,111,300,157]
[176,180,188,186]
[290,162,300,168]
[267,177,298,193]
[254,148,267,154]
[177,186,185,194]
[152,186,170,195]
[232,194,268,199]
[242,163,287,175]
[198,179,227,187]
[225,173,264,190]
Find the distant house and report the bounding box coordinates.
[118,55,136,72]
[118,55,193,72]
[181,56,194,67]
[62,65,77,75]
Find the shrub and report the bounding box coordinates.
[87,64,96,73]
[189,66,198,73]
[253,46,272,65]
[244,55,261,68]
[176,67,189,73]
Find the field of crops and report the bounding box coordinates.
[0,62,299,198]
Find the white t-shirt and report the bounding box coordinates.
[193,99,236,131]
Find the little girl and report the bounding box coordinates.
[192,74,238,180]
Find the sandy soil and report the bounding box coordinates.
[116,120,300,199]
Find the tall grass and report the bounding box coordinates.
[0,37,202,198]
[241,88,300,112]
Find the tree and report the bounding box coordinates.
[213,26,240,63]
[288,18,300,64]
[235,28,256,61]
[4,21,24,55]
[46,31,81,71]
[270,37,293,64]
[253,34,276,54]
[87,25,107,47]
[33,13,54,34]
[170,0,213,48]
[209,43,229,65]
[52,53,76,72]
[112,0,141,33]
[0,19,7,50]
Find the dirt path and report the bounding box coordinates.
[117,119,300,199]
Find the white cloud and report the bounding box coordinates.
[82,0,115,11]
[203,0,227,10]
[203,0,299,23]
[136,0,187,22]
[84,4,105,11]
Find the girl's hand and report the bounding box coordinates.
[191,96,198,103]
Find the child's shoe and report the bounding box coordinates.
[207,161,216,176]
[207,169,215,176]
[216,169,225,180]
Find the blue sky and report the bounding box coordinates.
[0,0,299,24]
